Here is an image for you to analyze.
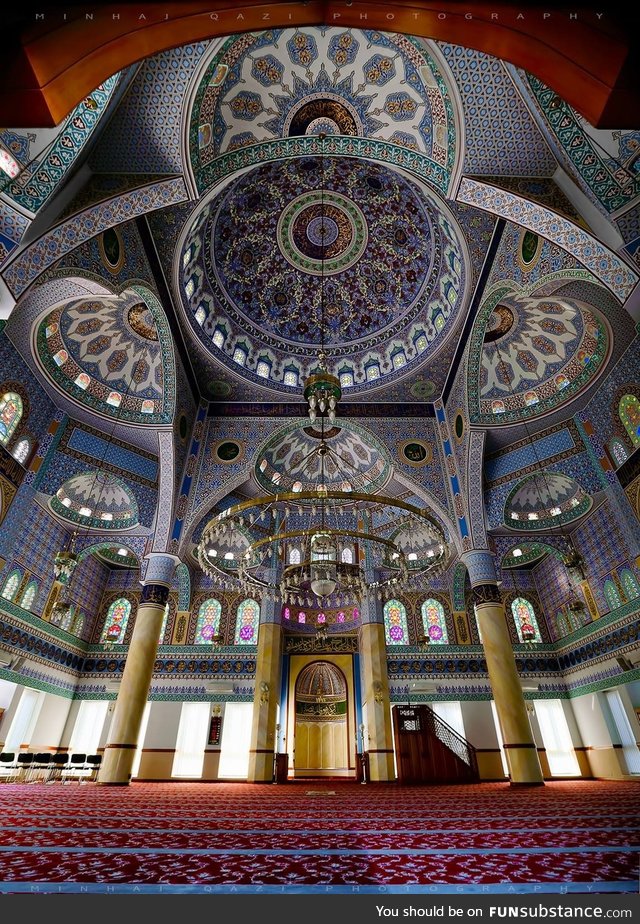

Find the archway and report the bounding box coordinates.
[292,659,350,778]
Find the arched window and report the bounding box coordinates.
[384,599,408,645]
[12,437,31,465]
[607,438,629,468]
[71,612,85,637]
[0,392,23,446]
[511,597,542,643]
[1,570,21,601]
[159,602,169,643]
[20,580,38,611]
[100,597,132,644]
[234,598,259,644]
[289,547,301,565]
[195,598,222,644]
[603,579,622,612]
[619,394,640,447]
[341,547,353,564]
[421,598,449,644]
[620,569,640,602]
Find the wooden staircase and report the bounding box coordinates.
[392,704,479,784]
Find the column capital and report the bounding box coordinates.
[461,549,498,587]
[142,553,180,588]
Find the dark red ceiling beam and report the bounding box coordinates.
[3,1,638,128]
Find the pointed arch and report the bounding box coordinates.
[511,597,542,643]
[100,597,132,644]
[384,599,408,646]
[234,598,259,645]
[195,598,222,644]
[619,394,640,447]
[19,580,38,611]
[0,392,23,446]
[421,598,449,644]
[1,569,22,601]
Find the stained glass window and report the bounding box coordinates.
[603,579,622,612]
[159,603,169,643]
[100,597,132,644]
[341,547,353,564]
[384,599,408,645]
[234,598,259,644]
[511,597,542,643]
[620,569,640,601]
[20,580,38,611]
[0,392,23,446]
[12,438,31,465]
[619,394,640,447]
[289,547,301,565]
[421,598,448,644]
[1,570,21,601]
[195,598,222,644]
[607,438,628,468]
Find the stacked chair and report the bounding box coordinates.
[0,750,103,782]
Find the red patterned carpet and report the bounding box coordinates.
[0,780,637,894]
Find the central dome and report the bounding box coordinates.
[179,156,466,393]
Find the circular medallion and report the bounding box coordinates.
[409,378,436,400]
[277,190,367,275]
[483,304,515,343]
[400,440,432,467]
[126,303,158,341]
[208,381,232,398]
[99,227,124,274]
[214,440,244,463]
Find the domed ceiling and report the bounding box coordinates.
[50,471,139,530]
[504,473,592,530]
[180,157,465,395]
[189,27,457,194]
[469,285,609,426]
[255,420,391,495]
[35,288,174,425]
[296,661,346,703]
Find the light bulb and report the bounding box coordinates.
[329,396,336,409]
[309,395,317,409]
[319,398,326,412]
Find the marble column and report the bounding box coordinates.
[463,550,544,785]
[358,593,395,781]
[247,594,282,782]
[98,553,178,785]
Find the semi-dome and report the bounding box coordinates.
[50,471,139,530]
[504,473,591,530]
[296,661,346,704]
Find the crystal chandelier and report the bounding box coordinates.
[53,533,78,586]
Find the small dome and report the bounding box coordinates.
[50,470,139,530]
[505,473,591,530]
[296,661,346,703]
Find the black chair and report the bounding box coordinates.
[49,752,70,782]
[29,753,53,782]
[0,752,16,782]
[85,754,102,781]
[62,753,87,782]
[16,752,34,781]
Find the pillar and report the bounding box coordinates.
[463,550,544,786]
[358,593,395,781]
[247,594,282,782]
[98,553,177,785]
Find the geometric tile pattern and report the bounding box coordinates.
[2,177,188,298]
[439,44,556,177]
[67,427,158,483]
[485,426,577,484]
[3,74,121,213]
[458,179,638,301]
[0,202,30,267]
[91,44,208,175]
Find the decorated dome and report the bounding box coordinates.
[189,27,457,194]
[296,661,346,703]
[36,288,173,424]
[255,420,391,495]
[180,157,465,395]
[50,471,139,529]
[504,473,591,530]
[469,285,610,425]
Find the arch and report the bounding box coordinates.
[100,597,132,644]
[606,437,629,469]
[234,598,259,645]
[620,569,640,602]
[5,6,634,130]
[0,392,23,446]
[195,598,222,644]
[12,437,32,465]
[619,394,640,448]
[383,599,409,646]
[174,562,191,611]
[510,597,542,644]
[341,547,353,565]
[603,579,622,613]
[451,561,468,611]
[1,569,22,601]
[289,547,301,566]
[421,598,449,644]
[19,580,38,611]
